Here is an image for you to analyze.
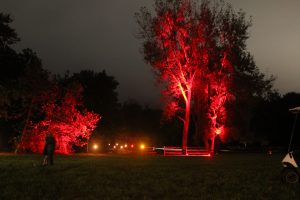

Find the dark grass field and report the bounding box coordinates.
[0,153,299,200]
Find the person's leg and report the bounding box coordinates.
[43,155,48,165]
[49,152,54,165]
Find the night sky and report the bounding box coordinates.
[1,0,300,107]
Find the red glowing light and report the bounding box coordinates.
[215,128,221,135]
[130,144,134,148]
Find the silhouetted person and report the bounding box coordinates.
[43,132,56,165]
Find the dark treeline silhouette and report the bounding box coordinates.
[251,92,300,149]
[0,11,299,152]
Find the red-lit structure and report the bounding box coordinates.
[19,85,100,154]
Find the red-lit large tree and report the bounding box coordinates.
[19,82,100,154]
[136,0,211,153]
[136,0,271,153]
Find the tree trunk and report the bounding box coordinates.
[210,135,215,153]
[182,90,191,155]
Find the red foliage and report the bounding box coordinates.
[206,52,234,150]
[20,84,101,154]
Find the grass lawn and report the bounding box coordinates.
[0,153,299,200]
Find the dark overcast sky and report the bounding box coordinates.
[1,0,300,107]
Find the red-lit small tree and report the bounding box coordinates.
[190,2,235,150]
[19,82,101,154]
[197,2,263,150]
[205,52,233,151]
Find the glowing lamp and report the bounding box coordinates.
[93,144,98,150]
[215,129,221,135]
[124,144,127,148]
[120,145,123,149]
[130,144,134,148]
[140,144,145,150]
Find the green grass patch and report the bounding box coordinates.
[0,153,299,199]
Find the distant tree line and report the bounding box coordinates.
[0,10,299,152]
